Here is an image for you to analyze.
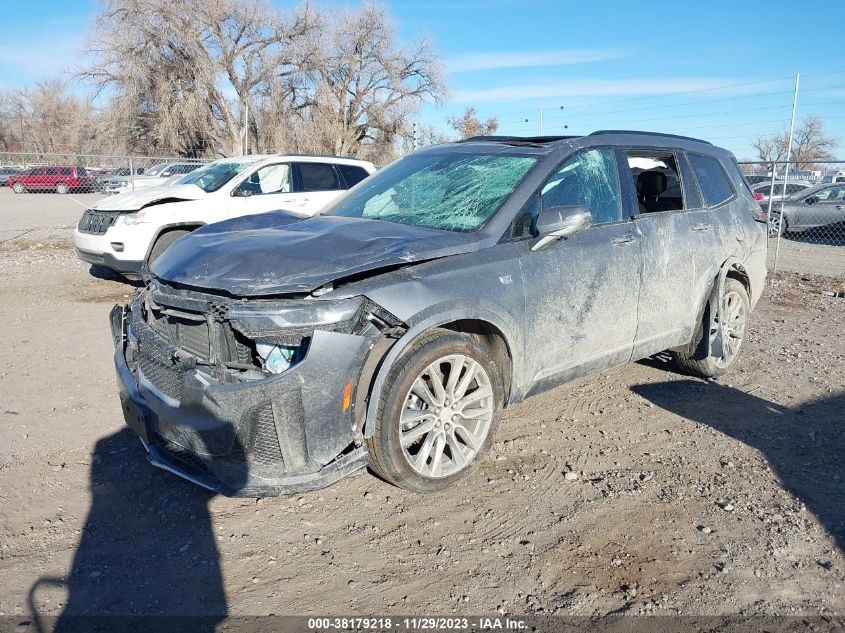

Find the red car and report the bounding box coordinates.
[8,165,95,194]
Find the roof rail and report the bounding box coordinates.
[589,130,712,145]
[457,135,580,145]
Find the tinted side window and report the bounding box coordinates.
[689,154,734,207]
[297,163,343,192]
[60,167,72,176]
[540,148,622,225]
[46,167,58,175]
[336,164,370,188]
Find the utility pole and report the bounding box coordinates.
[773,73,800,274]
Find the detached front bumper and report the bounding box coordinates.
[110,304,372,496]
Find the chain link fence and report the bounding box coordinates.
[739,160,845,277]
[1,151,842,279]
[0,151,209,196]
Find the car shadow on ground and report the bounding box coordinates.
[29,428,232,632]
[632,378,845,554]
[87,264,142,287]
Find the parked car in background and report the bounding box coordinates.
[75,154,375,279]
[0,166,22,186]
[105,162,201,194]
[96,167,145,191]
[751,181,813,205]
[744,174,771,186]
[768,183,845,236]
[7,165,95,194]
[109,131,767,496]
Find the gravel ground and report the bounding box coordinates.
[0,240,843,623]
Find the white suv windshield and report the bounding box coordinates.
[145,163,169,176]
[176,159,259,193]
[326,152,537,232]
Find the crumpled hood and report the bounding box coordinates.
[91,184,206,211]
[151,211,482,296]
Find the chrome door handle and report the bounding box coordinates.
[611,235,637,245]
[690,223,712,232]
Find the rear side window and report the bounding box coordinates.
[46,167,58,176]
[297,163,343,192]
[624,150,689,213]
[336,164,370,188]
[689,154,734,207]
[60,167,72,176]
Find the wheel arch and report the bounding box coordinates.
[684,257,751,361]
[143,222,206,262]
[361,309,519,439]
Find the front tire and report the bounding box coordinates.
[366,329,504,493]
[672,278,750,378]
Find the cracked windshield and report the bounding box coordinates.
[328,153,538,231]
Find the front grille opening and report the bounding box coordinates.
[78,209,121,235]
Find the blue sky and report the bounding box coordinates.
[3,0,845,158]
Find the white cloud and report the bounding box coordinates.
[449,49,623,73]
[453,78,765,103]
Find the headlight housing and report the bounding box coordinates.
[114,211,148,226]
[228,297,365,338]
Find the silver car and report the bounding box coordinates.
[769,183,845,236]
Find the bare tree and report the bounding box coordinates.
[752,115,837,172]
[2,80,97,156]
[81,0,320,156]
[446,107,498,139]
[304,2,447,158]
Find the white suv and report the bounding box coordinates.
[74,154,376,279]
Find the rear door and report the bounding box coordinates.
[293,162,347,214]
[627,149,725,359]
[517,147,642,392]
[43,167,59,189]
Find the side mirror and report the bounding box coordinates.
[531,205,592,251]
[232,186,253,198]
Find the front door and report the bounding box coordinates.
[228,162,304,218]
[518,147,642,394]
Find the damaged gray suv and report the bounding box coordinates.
[111,131,767,495]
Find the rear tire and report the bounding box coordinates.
[12,182,24,194]
[55,182,69,194]
[366,329,504,493]
[147,229,191,266]
[672,278,750,379]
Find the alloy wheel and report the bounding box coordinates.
[399,354,495,478]
[710,289,747,369]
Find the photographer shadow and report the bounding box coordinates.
[632,379,845,553]
[30,427,238,632]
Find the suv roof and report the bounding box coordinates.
[458,130,713,147]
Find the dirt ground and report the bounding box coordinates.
[0,234,843,624]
